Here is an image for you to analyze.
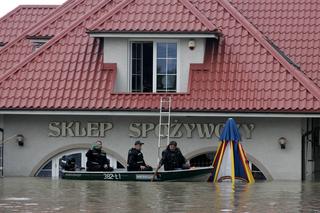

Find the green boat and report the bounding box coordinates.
[61,167,213,182]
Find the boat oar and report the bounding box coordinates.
[151,167,160,182]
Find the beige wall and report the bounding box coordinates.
[2,115,302,180]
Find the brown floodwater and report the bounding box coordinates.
[0,178,320,212]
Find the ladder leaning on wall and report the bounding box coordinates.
[157,96,172,164]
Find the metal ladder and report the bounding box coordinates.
[0,128,3,177]
[157,97,172,163]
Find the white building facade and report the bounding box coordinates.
[0,113,312,181]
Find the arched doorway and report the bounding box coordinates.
[189,152,268,181]
[35,148,125,178]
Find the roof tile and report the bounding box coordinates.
[0,5,57,44]
[88,0,216,33]
[0,0,105,76]
[232,0,320,87]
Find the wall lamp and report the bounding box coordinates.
[16,134,24,147]
[278,137,288,150]
[188,39,196,50]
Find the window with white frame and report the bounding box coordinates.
[156,42,177,92]
[130,40,179,93]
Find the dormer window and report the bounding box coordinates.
[0,42,5,48]
[32,41,47,51]
[130,40,179,93]
[26,36,52,51]
[101,36,212,93]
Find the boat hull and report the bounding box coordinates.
[61,167,212,182]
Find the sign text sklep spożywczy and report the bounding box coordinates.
[48,121,255,139]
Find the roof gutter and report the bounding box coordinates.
[0,110,319,118]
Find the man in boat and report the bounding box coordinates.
[86,140,114,172]
[127,141,153,171]
[156,141,190,171]
[60,155,76,171]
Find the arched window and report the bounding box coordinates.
[189,152,266,181]
[36,149,125,178]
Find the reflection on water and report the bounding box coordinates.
[0,178,320,212]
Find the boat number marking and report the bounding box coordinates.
[104,173,121,180]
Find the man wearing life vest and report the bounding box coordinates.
[157,141,190,171]
[86,140,114,171]
[127,141,153,171]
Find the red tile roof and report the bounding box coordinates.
[231,0,320,87]
[0,0,106,76]
[0,0,319,112]
[29,0,108,38]
[0,5,57,45]
[88,0,216,33]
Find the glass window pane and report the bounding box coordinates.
[157,43,166,58]
[136,59,141,74]
[36,161,52,177]
[167,43,177,58]
[166,75,176,90]
[37,170,52,177]
[132,60,137,74]
[167,59,177,74]
[132,75,141,92]
[132,59,141,75]
[157,75,176,92]
[132,43,137,58]
[157,75,166,91]
[43,161,52,169]
[137,44,141,58]
[132,43,142,59]
[157,59,166,74]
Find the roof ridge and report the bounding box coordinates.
[87,0,136,30]
[18,5,59,8]
[179,0,216,31]
[0,0,114,84]
[216,0,320,102]
[0,0,77,57]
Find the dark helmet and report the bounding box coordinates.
[134,140,144,145]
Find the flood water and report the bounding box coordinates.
[1,178,320,213]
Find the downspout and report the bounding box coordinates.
[0,128,3,177]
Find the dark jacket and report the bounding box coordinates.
[86,148,110,171]
[159,147,186,171]
[60,156,76,171]
[127,148,146,171]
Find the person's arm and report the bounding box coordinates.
[176,148,186,164]
[178,150,190,168]
[155,151,166,172]
[141,153,147,166]
[86,150,92,158]
[180,152,187,164]
[152,151,166,181]
[127,152,139,168]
